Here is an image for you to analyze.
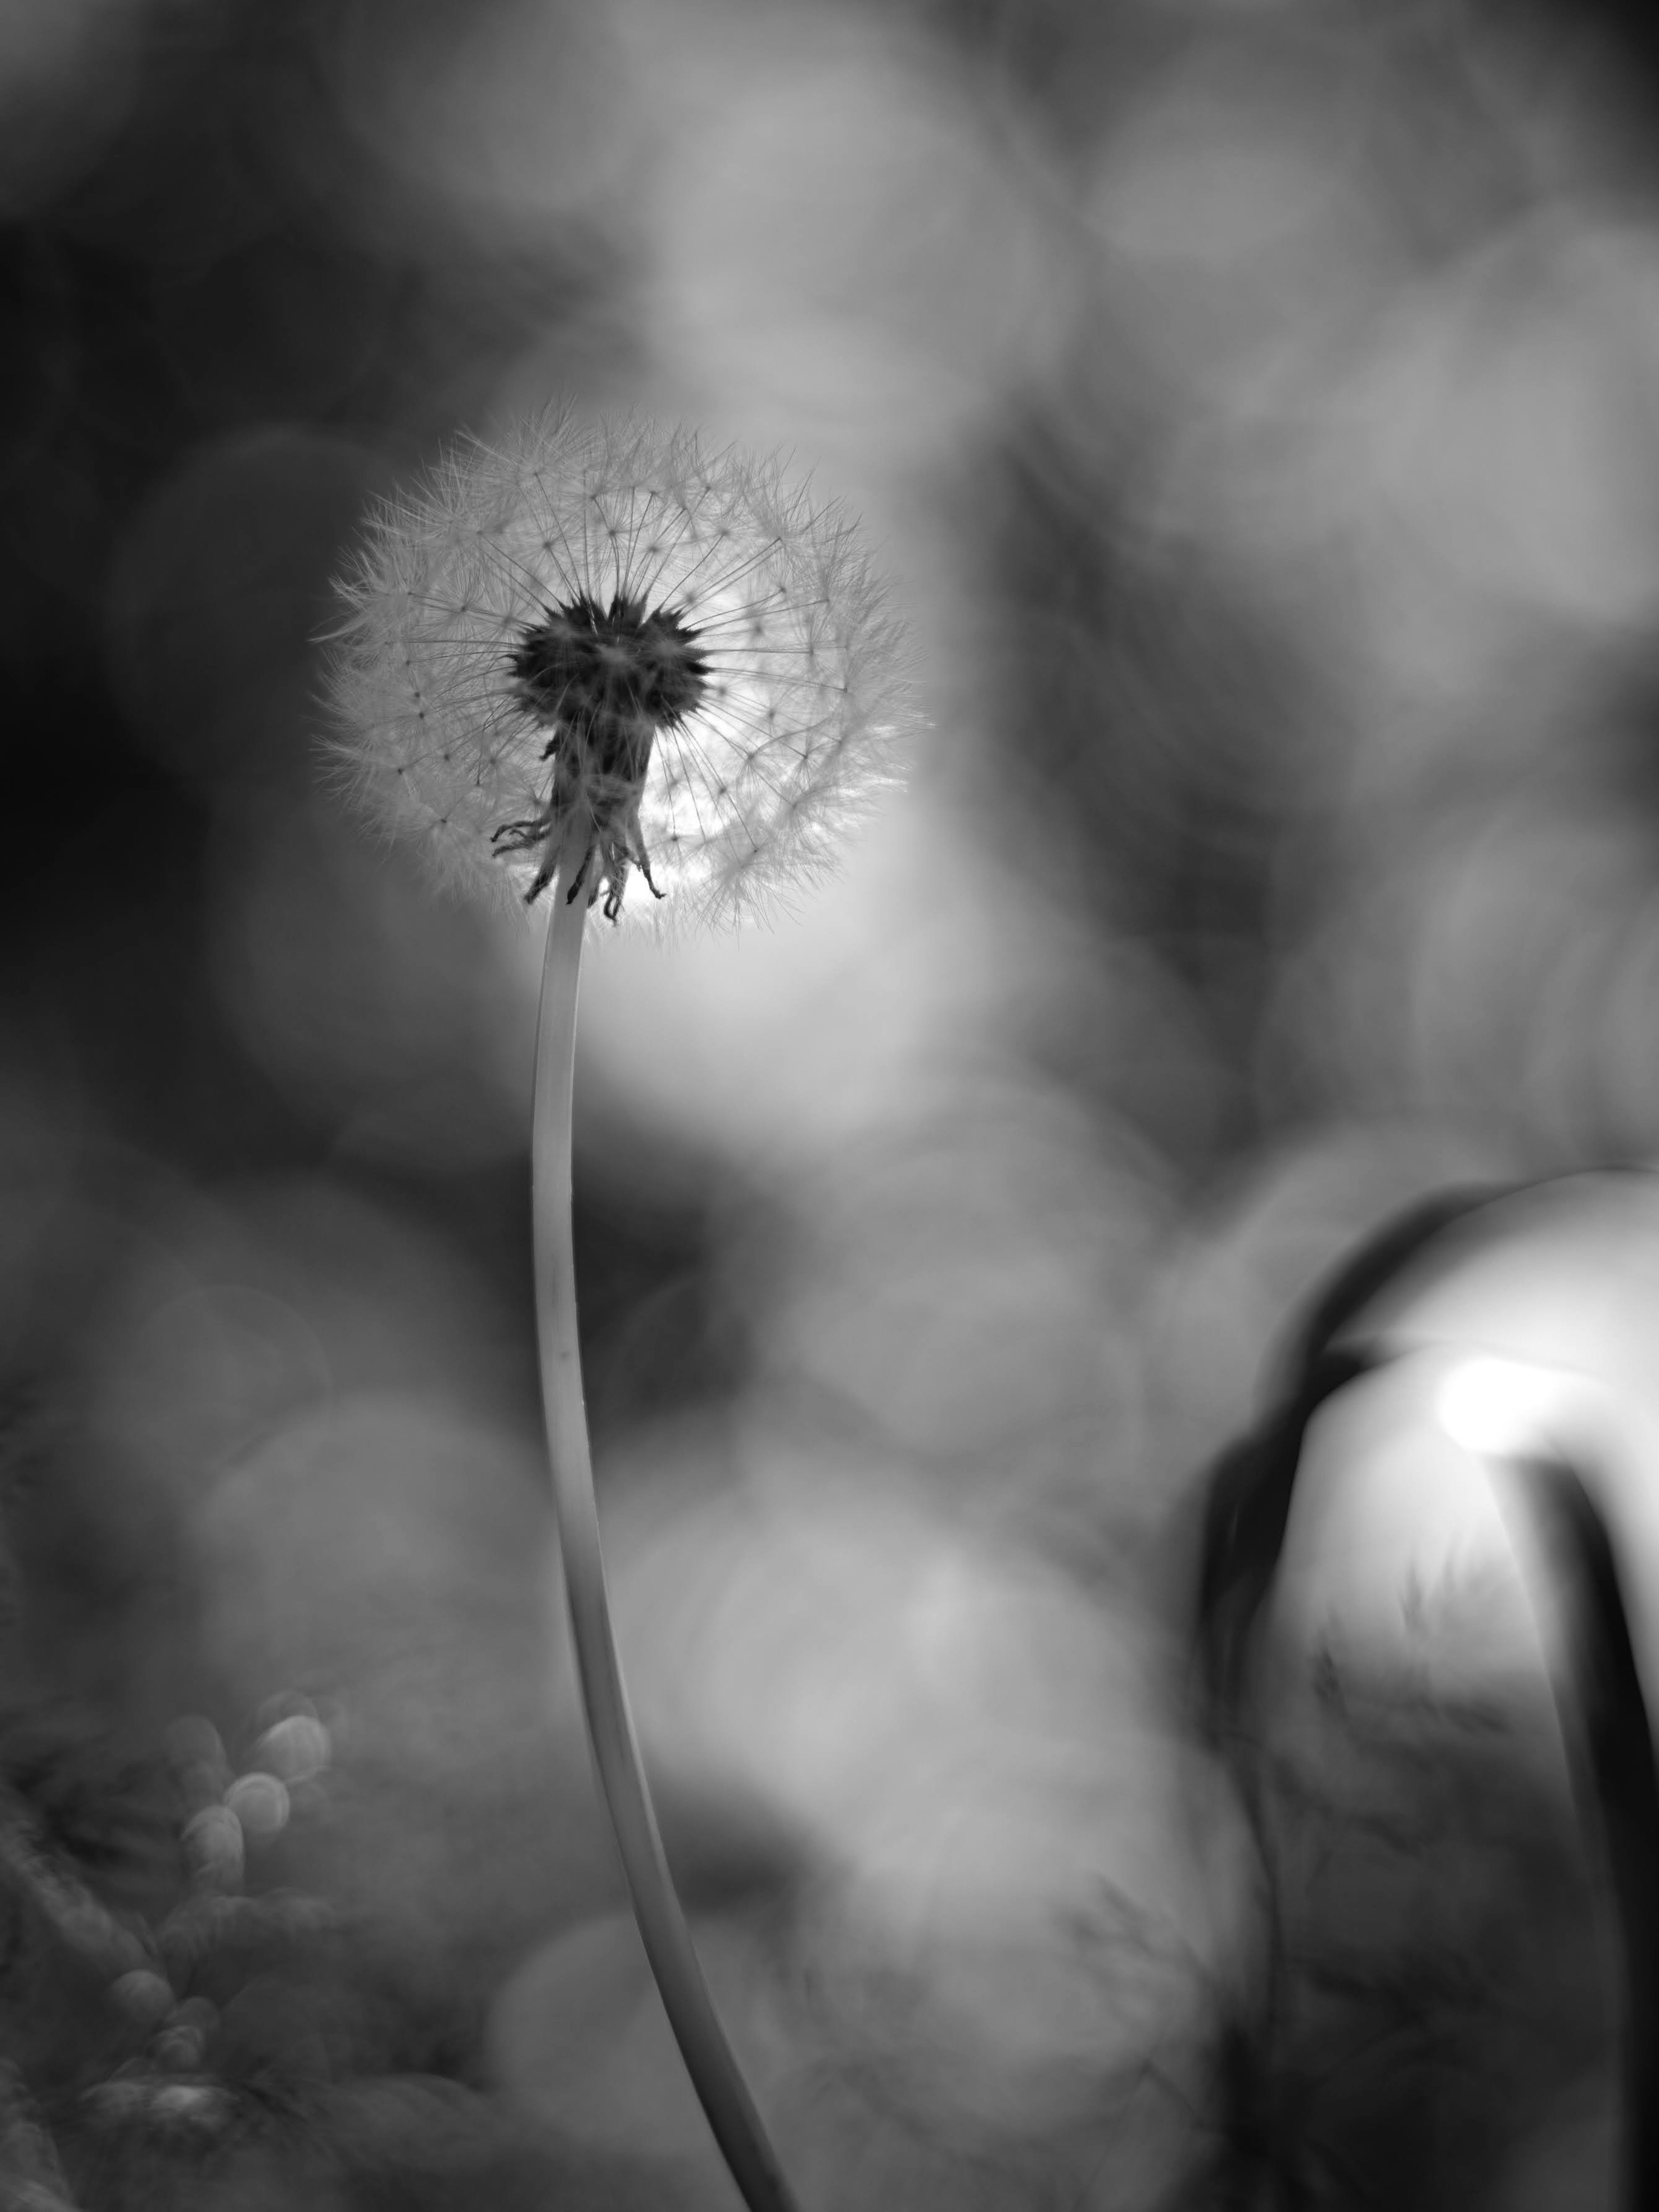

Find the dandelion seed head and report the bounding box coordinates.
[325,404,910,927]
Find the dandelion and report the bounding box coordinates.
[326,403,911,2212]
[328,404,902,928]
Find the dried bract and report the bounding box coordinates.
[326,407,908,925]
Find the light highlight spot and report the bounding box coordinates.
[1434,1355,1580,1459]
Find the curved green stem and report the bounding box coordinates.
[531,844,802,2212]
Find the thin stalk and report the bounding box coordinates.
[1510,1456,1659,2212]
[531,839,803,2212]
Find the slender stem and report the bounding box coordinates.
[531,843,803,2212]
[1508,1456,1659,2212]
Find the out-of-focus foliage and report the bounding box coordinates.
[6,0,1659,2204]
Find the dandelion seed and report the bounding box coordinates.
[324,402,913,2212]
[326,403,905,928]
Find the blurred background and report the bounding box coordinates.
[7,0,1659,2204]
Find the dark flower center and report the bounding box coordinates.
[509,592,709,771]
[494,592,710,914]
